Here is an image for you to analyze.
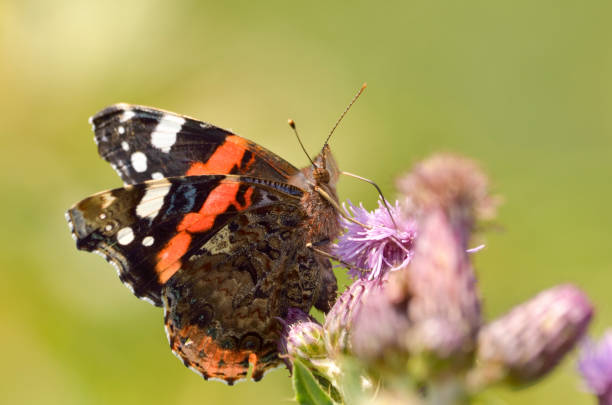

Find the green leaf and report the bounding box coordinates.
[292,359,335,405]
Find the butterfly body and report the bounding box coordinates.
[67,104,340,384]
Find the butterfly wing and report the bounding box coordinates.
[66,175,305,306]
[163,202,336,384]
[91,104,300,185]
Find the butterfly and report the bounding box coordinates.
[66,103,344,384]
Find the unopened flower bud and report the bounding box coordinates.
[469,284,593,389]
[278,307,343,386]
[286,320,327,361]
[279,308,325,363]
[404,209,481,362]
[324,279,378,354]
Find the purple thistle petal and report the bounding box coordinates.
[578,330,612,403]
[335,200,417,281]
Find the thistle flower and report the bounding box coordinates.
[403,209,481,360]
[335,200,417,280]
[468,284,593,389]
[348,209,481,378]
[397,154,498,247]
[577,330,612,404]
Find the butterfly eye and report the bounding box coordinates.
[239,333,262,351]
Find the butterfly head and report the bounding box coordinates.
[311,144,339,187]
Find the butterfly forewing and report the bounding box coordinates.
[66,175,304,306]
[92,104,300,185]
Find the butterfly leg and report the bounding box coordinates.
[306,242,369,273]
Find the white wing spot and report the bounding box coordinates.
[151,172,164,180]
[142,236,155,246]
[121,141,129,151]
[136,181,171,219]
[98,213,106,220]
[104,224,112,232]
[131,151,148,173]
[118,126,125,135]
[120,110,136,122]
[117,227,135,245]
[151,114,185,153]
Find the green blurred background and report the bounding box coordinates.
[2,1,611,403]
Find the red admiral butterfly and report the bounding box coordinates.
[65,92,362,383]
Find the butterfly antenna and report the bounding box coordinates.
[323,83,367,148]
[341,171,399,231]
[288,119,316,167]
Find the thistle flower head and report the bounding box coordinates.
[403,209,482,358]
[335,200,417,280]
[469,284,593,389]
[578,330,612,404]
[347,209,482,378]
[362,209,482,378]
[397,154,498,247]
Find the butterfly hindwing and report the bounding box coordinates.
[66,175,305,306]
[163,202,336,384]
[91,104,300,185]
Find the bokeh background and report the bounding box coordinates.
[2,1,611,404]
